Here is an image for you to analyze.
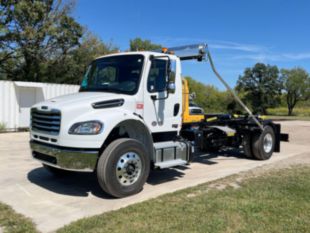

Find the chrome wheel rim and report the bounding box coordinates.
[263,133,273,153]
[116,152,142,186]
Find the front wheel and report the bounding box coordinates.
[252,125,275,160]
[97,138,150,198]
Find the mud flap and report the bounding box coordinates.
[272,123,289,152]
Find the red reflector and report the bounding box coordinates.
[136,103,144,109]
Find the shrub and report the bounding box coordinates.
[0,123,6,132]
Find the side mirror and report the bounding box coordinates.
[167,82,176,94]
[166,60,176,94]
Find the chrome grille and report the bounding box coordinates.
[31,108,61,135]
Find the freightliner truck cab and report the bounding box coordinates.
[30,44,288,197]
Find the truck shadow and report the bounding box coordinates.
[147,149,247,185]
[194,149,247,164]
[27,167,112,199]
[147,167,187,185]
[27,150,249,198]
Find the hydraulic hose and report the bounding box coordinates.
[205,47,264,131]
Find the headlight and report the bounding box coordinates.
[69,121,103,135]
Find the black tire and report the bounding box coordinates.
[252,125,275,160]
[97,138,150,198]
[242,133,253,158]
[43,164,68,176]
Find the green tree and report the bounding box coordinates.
[129,38,161,51]
[186,76,230,113]
[280,68,310,115]
[0,0,83,82]
[48,31,119,84]
[236,63,282,114]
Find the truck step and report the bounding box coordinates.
[154,159,187,169]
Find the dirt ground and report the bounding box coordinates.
[0,120,309,233]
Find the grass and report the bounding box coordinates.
[266,115,310,121]
[267,107,310,117]
[0,202,38,233]
[266,107,310,121]
[57,166,310,233]
[1,166,309,233]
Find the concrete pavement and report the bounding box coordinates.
[0,121,309,233]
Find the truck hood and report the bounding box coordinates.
[38,92,128,109]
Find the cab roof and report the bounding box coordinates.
[95,51,178,61]
[95,44,207,61]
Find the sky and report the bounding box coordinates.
[73,0,310,89]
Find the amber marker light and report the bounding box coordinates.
[162,47,168,53]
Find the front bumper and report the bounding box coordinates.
[30,140,99,172]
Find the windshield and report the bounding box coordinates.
[80,55,144,95]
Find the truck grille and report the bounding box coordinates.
[31,108,61,135]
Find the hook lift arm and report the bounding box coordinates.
[205,45,264,131]
[161,43,264,130]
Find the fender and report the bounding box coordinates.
[101,113,154,161]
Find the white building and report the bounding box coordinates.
[0,81,79,130]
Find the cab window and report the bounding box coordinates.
[147,59,167,92]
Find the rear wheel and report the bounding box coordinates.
[252,126,275,160]
[97,138,150,198]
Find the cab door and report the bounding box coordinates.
[143,57,182,135]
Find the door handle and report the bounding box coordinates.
[174,103,180,116]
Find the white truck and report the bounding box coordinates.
[30,44,288,197]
